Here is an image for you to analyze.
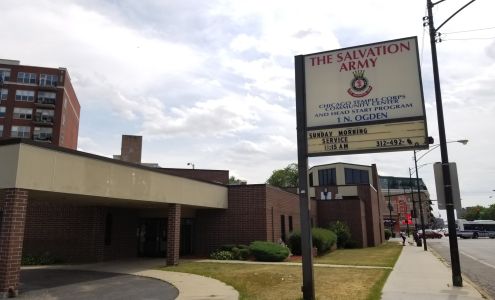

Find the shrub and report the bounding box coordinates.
[238,248,250,260]
[219,244,236,251]
[210,250,234,260]
[237,244,249,250]
[231,247,250,260]
[384,229,392,240]
[249,241,290,262]
[329,221,352,249]
[288,232,302,255]
[312,228,337,254]
[288,228,337,255]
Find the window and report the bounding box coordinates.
[37,91,56,105]
[35,109,54,123]
[15,90,35,101]
[280,215,286,242]
[33,127,53,141]
[13,108,33,120]
[16,72,37,84]
[344,168,370,185]
[40,74,58,87]
[0,125,3,137]
[318,168,336,186]
[309,172,314,187]
[0,107,5,118]
[288,216,293,233]
[11,126,31,138]
[0,69,10,82]
[0,89,7,100]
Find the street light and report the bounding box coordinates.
[426,0,477,287]
[412,140,468,251]
[187,162,195,169]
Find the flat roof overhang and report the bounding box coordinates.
[0,140,228,209]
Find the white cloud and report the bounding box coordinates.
[2,0,495,208]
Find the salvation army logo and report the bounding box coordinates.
[347,70,373,98]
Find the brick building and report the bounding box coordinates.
[0,59,80,149]
[308,163,386,247]
[0,137,385,297]
[379,176,433,233]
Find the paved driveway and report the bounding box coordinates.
[18,269,178,299]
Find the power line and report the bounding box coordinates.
[442,36,495,41]
[443,26,495,34]
[420,8,428,67]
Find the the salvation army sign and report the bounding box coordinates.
[298,37,428,156]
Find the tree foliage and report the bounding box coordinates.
[266,163,298,188]
[480,204,495,220]
[229,176,244,185]
[460,204,495,221]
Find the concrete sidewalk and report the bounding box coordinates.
[382,238,485,300]
[22,259,239,300]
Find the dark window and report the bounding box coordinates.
[104,213,113,245]
[309,172,313,187]
[318,168,336,186]
[280,215,286,242]
[344,168,369,184]
[288,216,293,232]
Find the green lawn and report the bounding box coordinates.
[314,242,402,267]
[162,242,402,300]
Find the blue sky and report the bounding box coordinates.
[2,0,494,214]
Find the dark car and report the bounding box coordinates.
[418,229,443,239]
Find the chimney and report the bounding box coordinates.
[121,135,142,164]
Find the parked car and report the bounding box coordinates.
[418,229,443,239]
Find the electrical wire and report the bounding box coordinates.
[442,26,495,34]
[442,36,495,41]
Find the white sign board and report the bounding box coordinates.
[300,37,428,156]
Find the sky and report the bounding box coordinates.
[1,0,494,215]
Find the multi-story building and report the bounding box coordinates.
[0,59,80,149]
[308,163,386,248]
[379,176,434,233]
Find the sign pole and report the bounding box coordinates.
[295,55,315,300]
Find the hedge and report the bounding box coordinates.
[288,228,337,255]
[249,241,290,262]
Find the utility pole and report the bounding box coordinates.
[414,151,428,251]
[425,0,477,287]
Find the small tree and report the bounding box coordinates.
[266,163,298,188]
[329,221,351,249]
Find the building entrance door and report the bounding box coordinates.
[180,218,194,255]
[137,218,167,257]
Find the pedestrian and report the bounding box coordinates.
[400,231,406,246]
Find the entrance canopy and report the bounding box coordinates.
[0,139,228,209]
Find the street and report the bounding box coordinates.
[428,237,495,299]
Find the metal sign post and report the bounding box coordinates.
[295,55,315,300]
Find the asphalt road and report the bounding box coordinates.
[428,237,495,299]
[18,269,179,300]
